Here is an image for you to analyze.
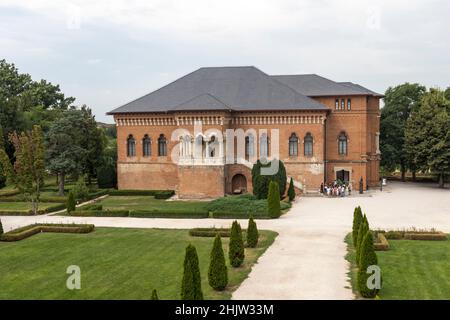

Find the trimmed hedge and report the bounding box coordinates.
[377,230,447,241]
[69,210,129,217]
[374,233,390,251]
[189,228,231,237]
[211,211,271,219]
[130,209,208,219]
[80,203,103,211]
[108,189,174,197]
[0,223,95,242]
[0,203,66,216]
[154,190,175,199]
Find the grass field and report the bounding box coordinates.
[92,195,208,212]
[0,227,277,299]
[0,202,57,211]
[345,234,450,299]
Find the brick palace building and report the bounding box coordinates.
[108,66,382,198]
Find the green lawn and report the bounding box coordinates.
[345,234,450,299]
[0,202,57,211]
[0,227,277,299]
[92,195,208,212]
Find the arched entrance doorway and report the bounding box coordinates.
[231,174,247,194]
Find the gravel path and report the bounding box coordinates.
[1,182,449,299]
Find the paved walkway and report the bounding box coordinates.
[1,182,449,299]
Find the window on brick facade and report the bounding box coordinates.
[335,99,339,110]
[338,132,348,155]
[158,134,167,156]
[127,135,136,157]
[304,133,313,156]
[341,99,345,110]
[289,133,298,156]
[260,133,269,159]
[143,134,151,156]
[347,98,351,110]
[245,135,254,157]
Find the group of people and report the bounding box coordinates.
[320,181,351,197]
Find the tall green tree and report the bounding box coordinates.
[405,88,450,188]
[267,180,281,218]
[380,83,426,179]
[229,221,245,267]
[0,59,74,159]
[0,125,45,215]
[352,206,363,247]
[181,244,203,300]
[208,234,228,290]
[251,159,287,199]
[357,231,379,298]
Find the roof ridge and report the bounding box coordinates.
[259,70,327,109]
[171,93,232,111]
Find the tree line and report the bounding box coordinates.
[0,59,117,213]
[380,84,450,187]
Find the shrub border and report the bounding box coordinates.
[0,223,95,242]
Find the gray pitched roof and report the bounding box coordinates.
[108,66,328,114]
[337,82,383,96]
[271,74,382,97]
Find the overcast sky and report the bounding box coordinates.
[1,0,449,123]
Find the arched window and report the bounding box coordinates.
[127,135,136,157]
[289,133,298,156]
[335,99,339,110]
[304,133,313,156]
[341,99,345,110]
[209,136,216,157]
[143,134,151,156]
[245,135,254,157]
[347,98,351,110]
[338,132,348,155]
[158,134,167,156]
[259,133,269,158]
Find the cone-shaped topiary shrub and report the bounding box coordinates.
[267,181,281,218]
[208,234,228,290]
[352,206,363,247]
[181,244,203,300]
[0,218,3,235]
[246,217,259,248]
[357,231,379,298]
[151,289,159,300]
[67,190,76,213]
[229,221,245,267]
[356,216,369,266]
[288,177,295,202]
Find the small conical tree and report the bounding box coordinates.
[0,218,3,235]
[67,190,76,213]
[246,217,259,248]
[352,206,363,246]
[267,180,281,218]
[151,289,159,300]
[208,234,228,290]
[181,244,203,300]
[229,221,245,267]
[288,178,295,202]
[357,231,379,298]
[356,216,369,266]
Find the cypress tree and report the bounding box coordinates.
[181,244,203,300]
[267,180,281,218]
[356,216,369,266]
[151,289,159,300]
[67,190,76,213]
[288,177,295,202]
[357,231,379,298]
[352,206,363,246]
[246,217,259,248]
[208,234,228,290]
[0,218,3,235]
[229,221,245,267]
